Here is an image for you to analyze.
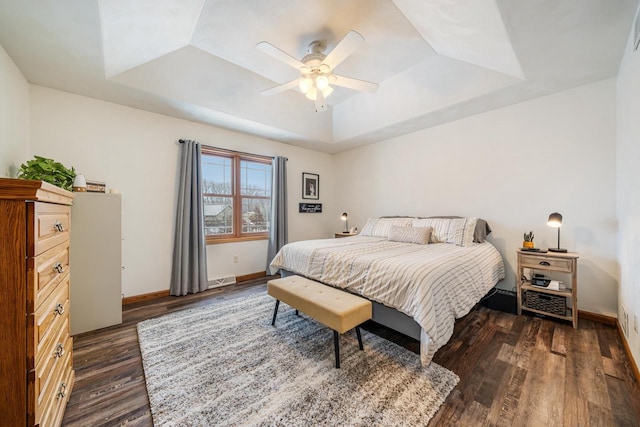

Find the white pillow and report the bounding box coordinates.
[412,217,478,247]
[388,225,432,245]
[360,217,413,237]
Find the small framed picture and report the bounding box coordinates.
[302,172,319,200]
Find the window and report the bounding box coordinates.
[201,147,272,243]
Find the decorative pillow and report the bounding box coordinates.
[388,225,432,245]
[360,217,413,237]
[427,216,491,243]
[412,217,478,247]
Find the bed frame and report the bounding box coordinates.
[280,270,422,341]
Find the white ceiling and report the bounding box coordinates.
[0,0,637,153]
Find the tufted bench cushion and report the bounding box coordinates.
[267,275,372,368]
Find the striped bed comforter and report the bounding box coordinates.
[269,236,505,365]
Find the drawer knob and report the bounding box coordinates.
[54,262,65,274]
[54,343,64,358]
[57,382,67,399]
[54,303,65,316]
[539,261,551,266]
[54,221,64,232]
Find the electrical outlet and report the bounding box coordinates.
[621,306,629,337]
[233,255,238,263]
[634,313,638,333]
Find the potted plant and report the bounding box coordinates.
[17,155,76,191]
[523,231,535,249]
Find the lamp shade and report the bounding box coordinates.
[547,212,562,227]
[547,212,567,252]
[341,212,348,232]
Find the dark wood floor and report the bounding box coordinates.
[62,278,640,426]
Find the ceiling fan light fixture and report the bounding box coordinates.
[298,77,313,94]
[315,75,329,91]
[257,31,378,112]
[305,86,317,100]
[304,85,333,101]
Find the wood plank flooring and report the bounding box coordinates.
[62,279,640,426]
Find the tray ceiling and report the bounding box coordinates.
[0,0,637,153]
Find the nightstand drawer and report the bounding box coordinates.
[520,254,573,272]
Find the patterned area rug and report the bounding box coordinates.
[137,292,459,426]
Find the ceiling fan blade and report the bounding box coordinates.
[261,79,300,96]
[322,30,365,70]
[332,75,379,93]
[315,90,327,112]
[256,41,306,70]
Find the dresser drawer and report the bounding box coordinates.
[27,278,70,369]
[28,202,71,256]
[27,242,70,313]
[34,320,71,404]
[519,254,573,272]
[33,344,74,427]
[28,326,72,426]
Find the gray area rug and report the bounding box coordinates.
[137,292,459,426]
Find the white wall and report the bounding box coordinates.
[29,85,337,297]
[0,43,29,177]
[616,7,640,369]
[334,79,619,316]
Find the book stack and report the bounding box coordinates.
[86,180,106,193]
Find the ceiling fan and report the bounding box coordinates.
[257,31,379,112]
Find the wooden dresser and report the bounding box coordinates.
[0,178,75,427]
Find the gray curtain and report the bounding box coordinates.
[266,156,288,271]
[170,140,208,296]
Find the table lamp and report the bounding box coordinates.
[341,212,348,233]
[547,212,567,253]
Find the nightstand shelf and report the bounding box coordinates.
[516,249,579,328]
[521,283,572,298]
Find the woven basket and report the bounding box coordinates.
[524,290,566,316]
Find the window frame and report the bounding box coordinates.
[201,147,272,244]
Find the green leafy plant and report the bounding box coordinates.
[523,231,535,242]
[18,156,76,191]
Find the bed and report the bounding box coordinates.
[269,216,505,366]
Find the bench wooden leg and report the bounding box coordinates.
[271,300,280,326]
[295,309,299,316]
[334,330,340,369]
[356,326,364,350]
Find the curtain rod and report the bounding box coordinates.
[178,139,287,161]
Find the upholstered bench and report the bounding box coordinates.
[267,275,372,368]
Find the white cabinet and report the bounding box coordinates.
[70,192,122,335]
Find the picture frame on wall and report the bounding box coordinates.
[302,172,319,200]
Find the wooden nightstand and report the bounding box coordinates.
[335,232,358,238]
[516,249,579,328]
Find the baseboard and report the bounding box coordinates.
[122,290,170,306]
[578,310,617,326]
[616,320,640,387]
[122,271,268,306]
[236,271,267,282]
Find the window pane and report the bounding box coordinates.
[240,160,271,197]
[204,196,233,235]
[242,197,271,233]
[202,155,232,195]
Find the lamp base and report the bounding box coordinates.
[548,248,568,253]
